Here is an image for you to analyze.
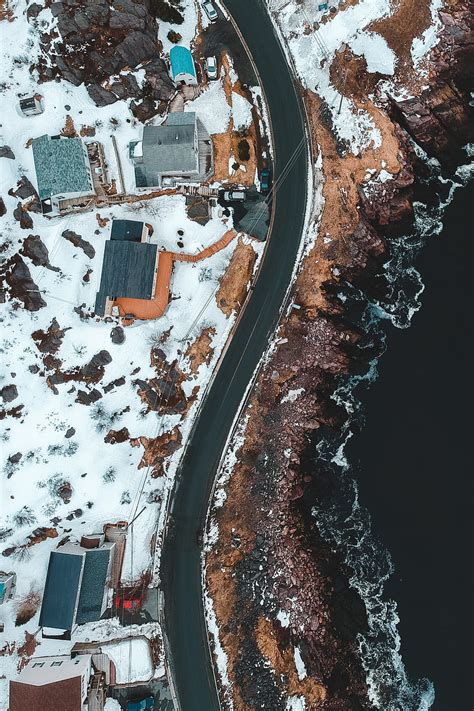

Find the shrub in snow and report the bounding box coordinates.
[198,266,213,282]
[12,506,37,528]
[15,590,41,627]
[91,403,121,433]
[120,490,131,505]
[103,466,117,483]
[11,545,32,563]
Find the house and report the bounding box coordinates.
[0,571,16,604]
[131,111,213,188]
[9,653,107,711]
[32,134,95,215]
[19,93,44,116]
[94,220,159,317]
[169,45,198,86]
[39,534,117,639]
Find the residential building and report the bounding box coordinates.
[39,534,116,639]
[32,134,95,215]
[169,45,198,86]
[131,111,213,188]
[94,220,159,316]
[0,571,16,604]
[19,93,44,116]
[9,654,107,711]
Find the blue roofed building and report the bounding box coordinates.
[32,134,95,215]
[169,46,198,86]
[39,534,117,639]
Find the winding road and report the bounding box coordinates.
[160,2,309,708]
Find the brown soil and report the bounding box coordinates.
[216,237,257,316]
[369,0,432,83]
[15,591,41,627]
[184,327,217,375]
[256,616,326,704]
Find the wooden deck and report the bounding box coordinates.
[114,229,237,321]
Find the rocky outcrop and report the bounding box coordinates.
[37,0,175,116]
[390,3,473,167]
[20,235,60,272]
[0,254,46,311]
[62,230,95,259]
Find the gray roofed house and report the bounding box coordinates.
[39,539,116,638]
[94,241,158,316]
[76,546,114,624]
[132,111,213,188]
[32,134,95,215]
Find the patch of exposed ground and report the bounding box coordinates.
[209,54,259,186]
[369,0,432,84]
[216,238,257,316]
[184,327,217,375]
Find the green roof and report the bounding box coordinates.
[32,134,93,201]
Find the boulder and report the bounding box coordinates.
[1,385,18,403]
[110,326,125,344]
[62,230,95,259]
[13,204,33,229]
[86,83,118,107]
[0,146,15,160]
[20,234,59,271]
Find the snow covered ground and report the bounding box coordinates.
[0,1,265,706]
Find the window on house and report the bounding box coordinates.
[51,661,63,667]
[33,662,45,668]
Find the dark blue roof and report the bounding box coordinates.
[39,551,84,631]
[111,220,144,242]
[76,548,111,624]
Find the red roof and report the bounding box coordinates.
[9,677,82,711]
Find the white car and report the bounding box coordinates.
[205,56,218,80]
[223,190,246,202]
[202,1,218,23]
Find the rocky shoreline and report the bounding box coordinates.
[205,2,473,709]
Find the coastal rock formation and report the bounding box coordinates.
[205,1,473,708]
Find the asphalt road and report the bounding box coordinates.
[161,2,309,708]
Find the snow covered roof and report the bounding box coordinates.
[31,134,93,202]
[95,241,158,315]
[137,113,198,185]
[170,45,197,80]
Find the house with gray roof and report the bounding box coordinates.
[39,535,116,639]
[131,111,213,188]
[32,134,95,215]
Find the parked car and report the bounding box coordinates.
[127,697,154,711]
[223,190,246,202]
[259,168,271,194]
[202,0,218,22]
[205,56,218,80]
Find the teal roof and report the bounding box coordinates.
[32,134,93,201]
[170,46,197,80]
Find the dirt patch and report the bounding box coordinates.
[256,616,326,705]
[216,237,256,316]
[184,327,216,375]
[369,0,432,83]
[15,591,41,627]
[131,427,182,477]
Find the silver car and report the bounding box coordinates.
[202,1,218,23]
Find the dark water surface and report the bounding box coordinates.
[347,183,473,711]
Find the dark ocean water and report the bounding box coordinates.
[346,183,474,710]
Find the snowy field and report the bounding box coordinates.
[0,1,265,705]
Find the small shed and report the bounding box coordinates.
[170,46,198,86]
[0,572,16,604]
[19,93,44,116]
[110,219,150,243]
